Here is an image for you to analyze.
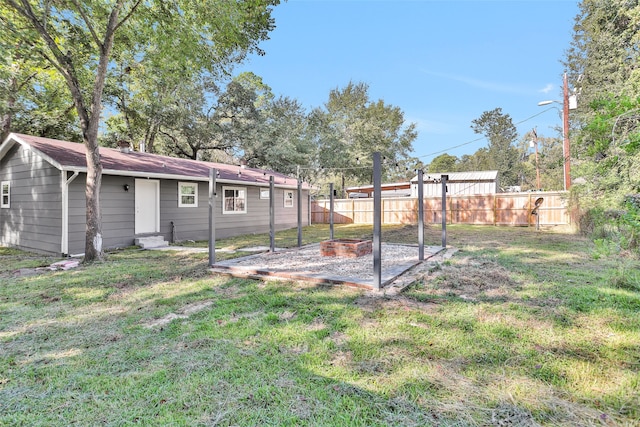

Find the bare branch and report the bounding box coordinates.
[114,0,143,32]
[33,48,71,86]
[160,129,193,158]
[15,71,39,92]
[68,0,102,49]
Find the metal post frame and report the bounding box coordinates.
[441,174,448,248]
[329,182,335,240]
[417,169,424,261]
[208,168,217,266]
[270,176,275,252]
[373,152,382,291]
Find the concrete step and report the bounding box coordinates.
[135,235,169,249]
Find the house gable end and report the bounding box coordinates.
[0,134,64,172]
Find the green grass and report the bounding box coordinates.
[177,223,383,250]
[1,224,639,426]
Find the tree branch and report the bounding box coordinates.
[159,129,194,159]
[114,0,143,32]
[15,71,39,92]
[9,0,90,127]
[68,0,102,49]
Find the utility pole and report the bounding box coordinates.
[531,128,540,190]
[563,72,571,191]
[538,72,577,192]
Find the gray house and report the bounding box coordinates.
[0,133,310,256]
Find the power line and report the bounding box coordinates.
[298,107,561,173]
[415,107,559,161]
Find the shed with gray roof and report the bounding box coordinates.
[0,133,309,256]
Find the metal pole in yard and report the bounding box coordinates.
[329,182,335,240]
[418,169,424,261]
[270,176,275,252]
[297,178,303,247]
[441,174,448,248]
[208,168,217,267]
[373,152,382,291]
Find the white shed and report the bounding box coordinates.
[410,171,499,197]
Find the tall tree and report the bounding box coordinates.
[563,1,640,211]
[428,153,458,173]
[2,0,279,261]
[457,148,492,172]
[156,75,261,161]
[574,96,640,207]
[242,96,314,176]
[564,0,640,117]
[517,130,564,191]
[103,59,188,154]
[0,55,79,142]
[312,81,417,194]
[0,8,79,142]
[471,108,519,187]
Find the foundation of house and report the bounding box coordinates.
[320,239,373,258]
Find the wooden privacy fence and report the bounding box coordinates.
[311,191,570,226]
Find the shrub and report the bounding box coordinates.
[580,194,640,256]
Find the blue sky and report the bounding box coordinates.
[236,0,580,164]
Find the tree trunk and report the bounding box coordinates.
[5,0,132,262]
[81,1,125,262]
[1,77,16,142]
[0,112,11,143]
[83,140,103,261]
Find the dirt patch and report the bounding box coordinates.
[306,318,326,331]
[279,310,297,321]
[329,331,348,346]
[351,252,519,311]
[143,300,214,328]
[420,256,519,301]
[354,293,440,313]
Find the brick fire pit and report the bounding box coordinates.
[320,239,373,258]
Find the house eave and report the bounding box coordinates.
[61,167,305,189]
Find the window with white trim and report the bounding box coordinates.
[284,190,294,208]
[178,182,198,207]
[1,181,9,208]
[223,186,247,214]
[259,188,270,199]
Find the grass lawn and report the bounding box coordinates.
[1,224,639,426]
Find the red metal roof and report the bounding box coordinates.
[7,133,304,188]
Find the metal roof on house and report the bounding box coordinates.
[346,181,411,193]
[410,170,499,182]
[1,133,306,188]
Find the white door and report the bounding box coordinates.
[135,179,160,234]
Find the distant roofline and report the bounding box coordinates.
[410,170,499,183]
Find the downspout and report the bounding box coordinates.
[61,170,79,256]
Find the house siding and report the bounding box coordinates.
[0,144,62,254]
[67,178,310,253]
[160,180,309,242]
[1,134,312,256]
[67,174,136,255]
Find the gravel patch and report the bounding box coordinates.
[212,243,445,289]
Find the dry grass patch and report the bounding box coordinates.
[415,255,520,302]
[2,225,639,426]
